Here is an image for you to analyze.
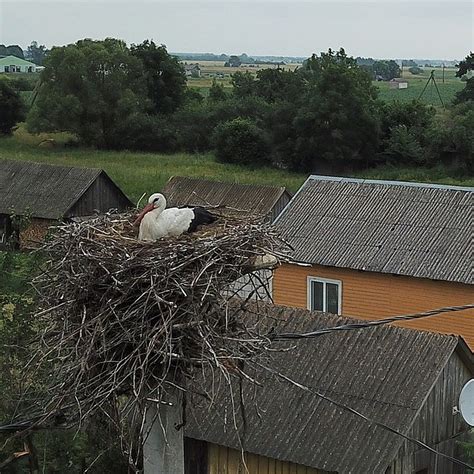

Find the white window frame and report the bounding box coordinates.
[307,276,342,314]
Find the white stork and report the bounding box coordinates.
[133,193,217,241]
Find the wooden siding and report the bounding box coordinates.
[389,351,472,473]
[66,174,131,217]
[273,263,474,348]
[207,443,329,474]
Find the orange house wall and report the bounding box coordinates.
[273,263,474,349]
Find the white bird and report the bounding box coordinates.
[133,193,217,241]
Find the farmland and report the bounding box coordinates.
[184,60,464,105]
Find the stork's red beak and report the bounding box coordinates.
[133,203,155,227]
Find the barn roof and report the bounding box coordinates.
[161,176,291,217]
[274,175,473,284]
[0,160,129,220]
[186,303,472,473]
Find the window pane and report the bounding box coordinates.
[310,281,324,311]
[326,283,339,314]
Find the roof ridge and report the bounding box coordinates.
[308,175,474,192]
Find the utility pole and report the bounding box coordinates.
[143,391,185,474]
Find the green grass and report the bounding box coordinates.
[374,67,464,105]
[354,165,474,187]
[1,127,472,205]
[0,127,307,202]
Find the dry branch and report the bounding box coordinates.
[23,210,288,469]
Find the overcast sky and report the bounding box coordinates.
[0,1,472,59]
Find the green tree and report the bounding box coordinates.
[212,117,269,166]
[208,79,227,102]
[279,48,380,172]
[454,52,474,104]
[408,66,423,75]
[373,60,401,80]
[0,80,25,135]
[130,40,186,115]
[231,71,256,97]
[254,68,307,103]
[25,41,48,65]
[27,38,147,148]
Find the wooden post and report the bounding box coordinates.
[143,390,184,474]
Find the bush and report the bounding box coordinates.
[0,80,25,135]
[426,102,473,172]
[382,125,425,164]
[212,118,269,166]
[408,66,423,75]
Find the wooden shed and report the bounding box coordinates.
[0,160,132,248]
[273,176,474,348]
[184,303,474,474]
[161,176,292,223]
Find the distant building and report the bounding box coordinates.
[389,78,409,89]
[184,63,201,78]
[0,55,37,73]
[0,160,132,248]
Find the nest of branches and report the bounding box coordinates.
[26,209,287,467]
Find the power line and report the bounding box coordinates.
[258,362,474,472]
[270,304,474,341]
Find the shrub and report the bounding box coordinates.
[212,118,269,166]
[408,66,423,75]
[0,80,25,135]
[382,125,425,164]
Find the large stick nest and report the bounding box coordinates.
[28,210,288,466]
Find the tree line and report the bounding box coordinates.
[1,39,473,174]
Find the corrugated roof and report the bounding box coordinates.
[0,160,104,219]
[161,176,291,217]
[186,302,467,473]
[274,176,473,284]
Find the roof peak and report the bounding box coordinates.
[307,175,474,192]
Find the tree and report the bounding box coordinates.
[28,38,147,148]
[130,40,186,115]
[454,52,474,104]
[254,68,307,103]
[408,66,423,75]
[279,48,380,172]
[0,80,25,135]
[25,41,48,65]
[212,117,269,166]
[208,79,227,102]
[228,55,241,67]
[231,71,256,97]
[372,60,401,80]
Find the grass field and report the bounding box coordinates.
[1,127,472,204]
[374,67,464,105]
[0,128,307,202]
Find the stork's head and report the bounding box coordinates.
[133,193,166,227]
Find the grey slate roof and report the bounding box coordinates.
[0,160,127,220]
[186,303,470,473]
[161,176,291,218]
[274,175,473,284]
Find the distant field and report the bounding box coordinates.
[1,127,472,204]
[375,67,463,105]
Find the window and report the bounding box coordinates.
[307,277,341,314]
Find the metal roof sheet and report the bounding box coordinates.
[0,160,112,219]
[186,303,467,473]
[274,176,473,284]
[161,176,291,216]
